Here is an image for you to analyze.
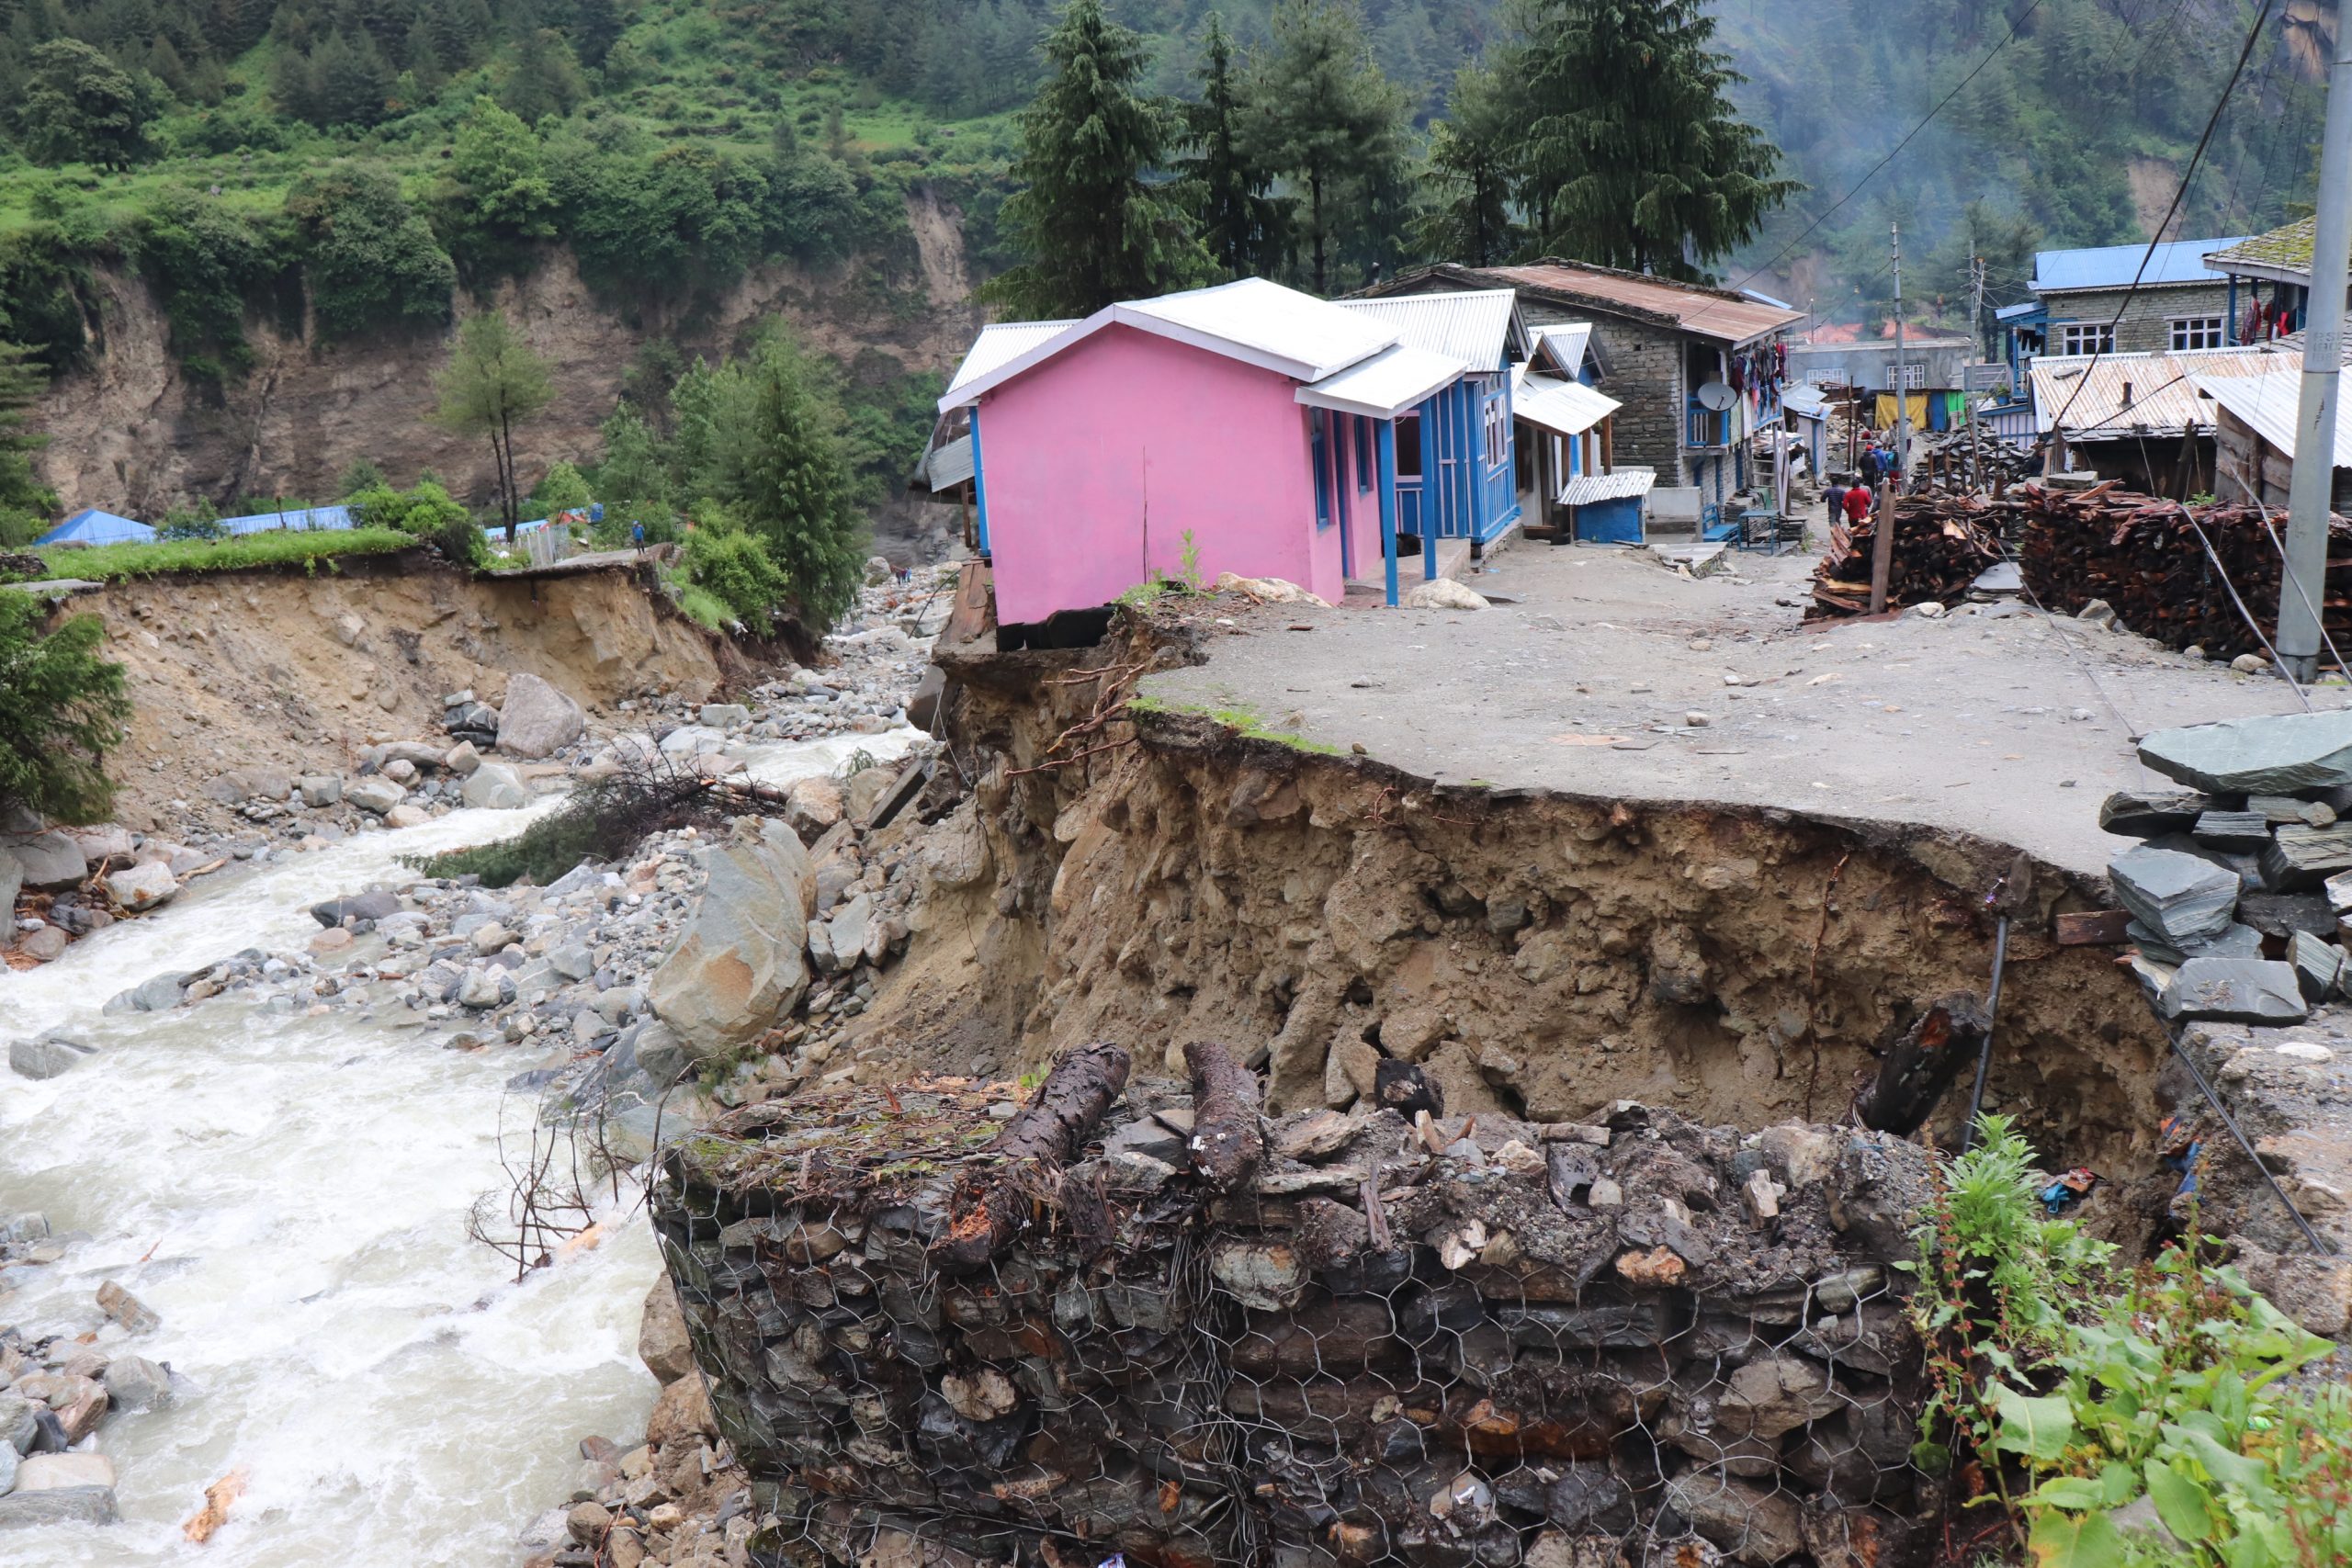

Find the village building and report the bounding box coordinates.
[2204,220,2352,344]
[2001,236,2249,382]
[1363,261,1801,521]
[2028,342,2300,495]
[2192,366,2352,513]
[929,278,1528,629]
[1789,326,1977,436]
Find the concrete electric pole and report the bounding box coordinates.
[1869,223,1909,615]
[2277,0,2352,681]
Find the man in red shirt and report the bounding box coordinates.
[1841,481,1873,525]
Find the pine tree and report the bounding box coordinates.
[1178,12,1285,280]
[983,0,1207,320]
[0,596,132,827]
[433,310,552,532]
[1239,0,1409,296]
[1416,61,1520,266]
[570,0,618,66]
[1512,0,1798,278]
[735,332,865,627]
[312,26,396,126]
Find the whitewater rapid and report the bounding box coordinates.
[0,728,918,1565]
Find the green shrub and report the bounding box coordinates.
[682,523,786,625]
[673,581,731,630]
[0,593,132,824]
[408,751,705,886]
[31,526,416,581]
[132,187,279,364]
[284,166,457,337]
[1912,1115,2352,1565]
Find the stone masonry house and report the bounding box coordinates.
[1366,262,1803,518]
[2003,237,2249,382]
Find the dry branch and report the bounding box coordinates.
[1182,1040,1263,1189]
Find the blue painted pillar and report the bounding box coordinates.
[1377,420,1400,607]
[970,410,990,557]
[1419,398,1439,580]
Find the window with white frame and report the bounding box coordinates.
[1892,361,1927,389]
[2058,322,2115,355]
[2171,315,2225,351]
[1482,387,1508,468]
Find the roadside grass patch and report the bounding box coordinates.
[19,527,419,582]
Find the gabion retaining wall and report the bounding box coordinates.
[652,1074,1939,1568]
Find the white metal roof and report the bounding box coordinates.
[2191,367,2352,467]
[1295,344,1468,420]
[1560,470,1657,505]
[1332,290,1519,368]
[940,278,1401,412]
[2029,344,2303,438]
[1782,383,1834,419]
[1512,370,1619,436]
[1532,322,1593,377]
[947,320,1074,393]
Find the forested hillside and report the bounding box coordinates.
[0,0,2328,529]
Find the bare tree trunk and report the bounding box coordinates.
[1183,1040,1263,1189]
[499,407,518,536]
[1310,170,1327,295]
[928,1043,1131,1275]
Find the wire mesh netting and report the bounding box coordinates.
[651,1065,1939,1568]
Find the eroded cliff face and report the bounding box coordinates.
[58,554,748,832]
[35,188,979,555]
[863,624,2173,1205]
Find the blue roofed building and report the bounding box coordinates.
[2003,235,2251,385]
[214,504,356,536]
[35,509,153,547]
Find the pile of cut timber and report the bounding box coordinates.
[2018,484,2352,659]
[654,1044,1939,1568]
[1805,497,2005,618]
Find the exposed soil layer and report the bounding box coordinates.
[42,556,769,833]
[858,618,2177,1241]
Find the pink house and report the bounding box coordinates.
[933,278,1525,627]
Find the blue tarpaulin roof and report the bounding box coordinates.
[36,509,153,547]
[215,504,355,536]
[2031,237,2250,293]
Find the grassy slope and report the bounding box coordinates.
[15,527,418,581]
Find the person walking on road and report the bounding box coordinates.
[1842,479,1873,526]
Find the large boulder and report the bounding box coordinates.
[784,775,844,837]
[2159,958,2308,1023]
[461,763,528,811]
[639,1278,696,1383]
[2139,710,2352,795]
[104,862,177,914]
[496,672,587,759]
[647,820,814,1061]
[201,766,291,805]
[1,830,85,891]
[345,777,406,817]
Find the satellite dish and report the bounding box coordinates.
[1696,380,1736,411]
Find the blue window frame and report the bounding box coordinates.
[1311,408,1334,529]
[1353,415,1374,491]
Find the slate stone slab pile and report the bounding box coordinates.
[2105,711,2352,1024]
[653,1069,1939,1568]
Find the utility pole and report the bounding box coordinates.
[1870,222,1909,615]
[1969,255,1985,493]
[2278,0,2352,681]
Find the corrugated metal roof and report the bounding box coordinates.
[922,433,975,491]
[1512,370,1619,436]
[1467,261,1803,344]
[2031,236,2249,293]
[1996,299,2044,321]
[2029,344,2304,438]
[1333,290,1517,367]
[1560,470,1657,505]
[941,278,1399,412]
[947,321,1074,393]
[1783,383,1833,418]
[216,504,355,536]
[1125,277,1396,380]
[1296,344,1467,420]
[2191,367,2352,467]
[1532,322,1592,376]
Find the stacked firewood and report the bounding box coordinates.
[1805,496,2007,618]
[653,1045,1939,1568]
[2017,485,2352,659]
